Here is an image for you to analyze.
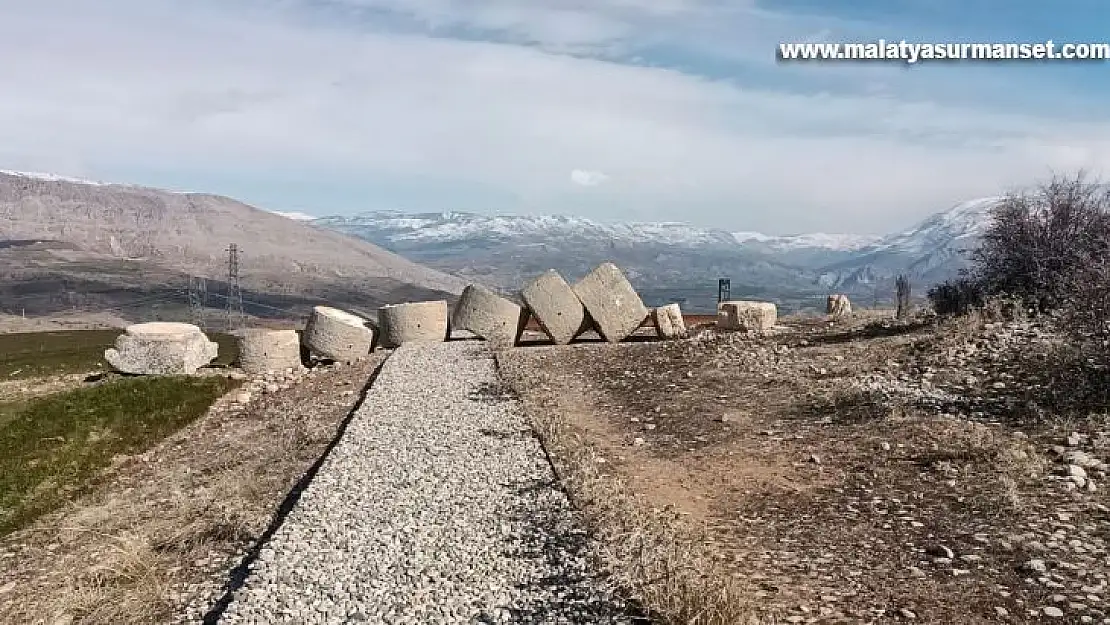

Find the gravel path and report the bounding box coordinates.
[213,341,639,624]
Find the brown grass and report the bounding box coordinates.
[499,355,764,625]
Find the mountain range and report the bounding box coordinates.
[0,170,464,325]
[310,197,1000,313]
[0,167,1001,321]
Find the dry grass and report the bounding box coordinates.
[0,356,383,624]
[499,313,1101,624]
[499,356,764,625]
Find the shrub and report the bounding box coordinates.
[971,172,1110,314]
[928,277,984,317]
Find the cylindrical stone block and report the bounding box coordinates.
[302,306,375,362]
[653,303,688,340]
[451,285,528,348]
[237,329,303,374]
[378,300,449,349]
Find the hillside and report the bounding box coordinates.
[313,199,1001,312]
[0,172,468,323]
[314,211,823,312]
[815,197,1002,291]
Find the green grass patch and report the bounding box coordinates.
[0,375,239,536]
[0,330,240,379]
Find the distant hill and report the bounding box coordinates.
[0,171,468,324]
[312,199,1000,312]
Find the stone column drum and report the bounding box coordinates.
[451,284,529,348]
[654,303,688,339]
[572,263,649,343]
[378,300,450,349]
[237,329,303,374]
[520,270,592,345]
[302,306,375,362]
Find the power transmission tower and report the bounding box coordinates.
[225,243,246,330]
[188,275,208,330]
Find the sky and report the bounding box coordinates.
[0,0,1108,235]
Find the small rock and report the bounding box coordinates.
[1023,559,1048,573]
[927,545,955,559]
[1043,606,1064,617]
[1069,465,1089,479]
[899,608,917,619]
[995,607,1009,617]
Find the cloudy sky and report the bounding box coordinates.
[1,0,1107,234]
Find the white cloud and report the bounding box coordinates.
[0,0,1106,234]
[570,169,609,187]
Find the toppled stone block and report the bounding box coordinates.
[654,303,688,340]
[104,322,218,375]
[717,300,777,333]
[451,284,528,348]
[379,300,449,348]
[573,263,649,343]
[827,294,852,318]
[520,270,592,345]
[237,329,303,374]
[302,306,374,362]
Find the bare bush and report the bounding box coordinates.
[971,172,1110,314]
[927,277,984,317]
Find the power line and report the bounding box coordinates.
[188,275,208,330]
[225,243,245,331]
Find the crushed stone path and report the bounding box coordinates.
[213,341,639,624]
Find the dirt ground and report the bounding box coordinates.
[499,316,1110,624]
[0,354,385,625]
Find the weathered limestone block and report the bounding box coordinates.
[717,300,777,332]
[302,306,374,362]
[827,294,852,318]
[104,322,218,375]
[654,303,688,340]
[451,284,529,348]
[520,270,592,345]
[573,263,649,343]
[237,329,303,374]
[378,300,449,348]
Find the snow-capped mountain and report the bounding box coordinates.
[731,231,882,252]
[0,169,121,186]
[318,211,745,248]
[310,200,998,312]
[270,210,317,221]
[815,197,1002,291]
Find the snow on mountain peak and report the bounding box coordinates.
[732,230,881,252]
[269,210,318,221]
[867,196,1002,255]
[0,169,115,186]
